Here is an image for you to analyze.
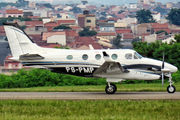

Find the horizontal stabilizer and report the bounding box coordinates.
[19,54,44,60]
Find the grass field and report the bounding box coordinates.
[0,100,180,120]
[0,83,179,92]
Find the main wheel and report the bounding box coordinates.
[105,84,117,94]
[167,85,176,93]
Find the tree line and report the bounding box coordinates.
[136,8,180,26]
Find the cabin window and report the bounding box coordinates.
[111,54,118,60]
[82,54,88,60]
[95,54,101,60]
[67,55,73,60]
[125,53,132,59]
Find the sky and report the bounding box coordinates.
[2,0,180,5]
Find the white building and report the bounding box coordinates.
[126,3,138,9]
[117,17,137,25]
[152,12,161,23]
[42,32,66,45]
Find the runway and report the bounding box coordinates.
[0,92,180,100]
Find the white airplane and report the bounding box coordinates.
[3,23,178,94]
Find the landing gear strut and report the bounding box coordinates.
[105,82,117,94]
[167,72,176,93]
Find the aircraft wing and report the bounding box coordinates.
[93,52,129,76]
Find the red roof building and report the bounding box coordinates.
[116,29,132,34]
[122,33,134,39]
[57,19,76,25]
[6,9,23,17]
[151,23,171,34]
[3,56,24,70]
[44,22,61,32]
[25,21,43,26]
[0,26,5,36]
[67,36,102,49]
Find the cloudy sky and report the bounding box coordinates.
[2,0,180,5]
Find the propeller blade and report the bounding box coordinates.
[162,72,164,87]
[162,51,165,69]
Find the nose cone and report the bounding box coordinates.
[166,63,178,73]
[171,65,178,73]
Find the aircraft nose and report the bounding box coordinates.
[171,66,178,73]
[165,63,178,73]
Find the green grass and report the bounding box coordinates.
[0,100,180,120]
[0,83,179,92]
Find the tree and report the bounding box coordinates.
[53,25,72,30]
[71,7,82,14]
[131,37,141,44]
[135,9,156,24]
[156,30,168,35]
[132,40,180,69]
[174,34,180,43]
[43,3,53,9]
[154,6,167,15]
[112,34,123,49]
[166,8,180,26]
[133,41,162,58]
[78,27,97,37]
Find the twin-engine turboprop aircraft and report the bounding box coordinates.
[3,23,178,94]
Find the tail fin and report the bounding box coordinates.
[3,23,44,57]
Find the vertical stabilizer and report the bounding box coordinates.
[3,23,44,57]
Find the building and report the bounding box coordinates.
[42,31,66,45]
[127,3,138,9]
[166,2,173,8]
[98,22,115,32]
[78,10,96,28]
[152,12,161,22]
[117,17,137,26]
[3,56,23,70]
[151,23,171,34]
[29,2,36,8]
[138,0,147,4]
[6,9,23,17]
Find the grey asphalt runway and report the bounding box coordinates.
[0,92,180,100]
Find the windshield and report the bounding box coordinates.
[135,52,143,59]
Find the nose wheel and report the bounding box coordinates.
[105,83,117,94]
[167,72,176,93]
[167,85,176,93]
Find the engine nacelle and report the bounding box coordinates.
[95,70,160,80]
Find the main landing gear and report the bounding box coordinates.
[167,72,176,93]
[105,82,117,94]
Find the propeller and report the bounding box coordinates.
[162,51,165,87]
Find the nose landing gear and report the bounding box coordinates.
[167,72,176,93]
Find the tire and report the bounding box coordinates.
[105,84,117,94]
[167,85,176,93]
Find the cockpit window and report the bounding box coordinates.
[125,53,132,59]
[134,52,143,59]
[134,55,138,59]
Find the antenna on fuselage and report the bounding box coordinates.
[89,44,94,50]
